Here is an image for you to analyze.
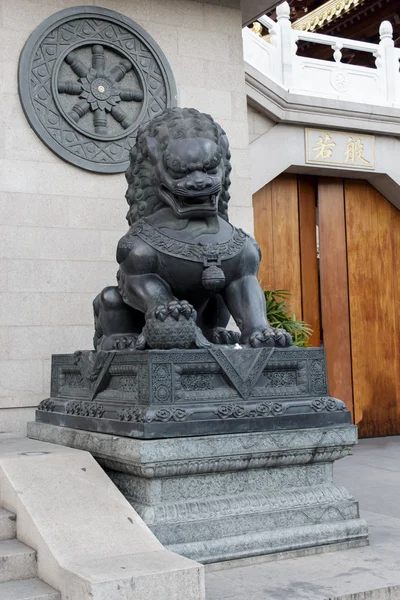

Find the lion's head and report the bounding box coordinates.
[125,107,232,224]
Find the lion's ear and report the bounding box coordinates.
[146,136,161,164]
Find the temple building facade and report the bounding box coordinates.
[245,1,400,438]
[0,2,399,599]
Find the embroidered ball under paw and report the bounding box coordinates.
[143,315,199,349]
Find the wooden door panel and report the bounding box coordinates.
[318,178,354,415]
[345,180,400,437]
[298,177,320,347]
[253,183,275,290]
[253,174,302,318]
[271,175,302,319]
[392,203,400,433]
[254,174,400,437]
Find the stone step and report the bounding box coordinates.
[0,578,60,600]
[0,508,17,541]
[0,539,37,583]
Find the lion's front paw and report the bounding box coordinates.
[98,334,137,351]
[211,327,241,345]
[249,327,292,348]
[153,300,196,322]
[142,301,210,350]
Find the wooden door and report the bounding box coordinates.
[344,180,400,437]
[253,174,302,318]
[253,174,400,437]
[252,174,320,344]
[318,179,354,416]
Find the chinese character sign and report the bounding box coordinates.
[305,129,374,169]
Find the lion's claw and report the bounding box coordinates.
[135,333,146,351]
[211,327,241,345]
[249,327,292,348]
[115,336,136,350]
[98,333,137,351]
[179,300,194,319]
[143,299,201,349]
[154,305,168,322]
[153,301,196,322]
[273,328,291,347]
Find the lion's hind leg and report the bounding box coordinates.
[93,286,144,351]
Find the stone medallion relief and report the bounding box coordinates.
[18,6,177,173]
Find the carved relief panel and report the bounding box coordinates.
[19,6,177,173]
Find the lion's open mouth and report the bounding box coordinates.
[178,194,217,205]
[160,185,219,217]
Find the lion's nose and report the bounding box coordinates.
[185,176,213,191]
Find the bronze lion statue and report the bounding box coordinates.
[93,107,292,350]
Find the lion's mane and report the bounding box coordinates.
[125,107,232,225]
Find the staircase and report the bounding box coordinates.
[0,507,60,600]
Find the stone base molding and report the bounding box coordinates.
[35,347,351,438]
[28,422,369,564]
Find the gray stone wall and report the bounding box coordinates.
[247,105,276,143]
[0,0,251,434]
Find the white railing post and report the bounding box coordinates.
[276,1,296,89]
[243,7,398,108]
[258,14,282,84]
[331,41,343,64]
[379,20,398,104]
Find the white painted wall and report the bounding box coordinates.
[0,0,251,434]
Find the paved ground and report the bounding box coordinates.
[206,436,400,600]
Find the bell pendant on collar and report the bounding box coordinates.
[202,264,225,291]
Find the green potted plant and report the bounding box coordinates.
[263,289,313,347]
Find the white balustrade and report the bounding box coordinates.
[243,1,400,108]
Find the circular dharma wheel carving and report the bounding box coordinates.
[18,7,177,173]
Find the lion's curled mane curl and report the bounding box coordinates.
[125,107,232,225]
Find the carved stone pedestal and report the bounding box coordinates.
[31,345,367,562]
[28,422,368,564]
[35,347,351,438]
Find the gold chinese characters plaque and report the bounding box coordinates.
[305,129,375,170]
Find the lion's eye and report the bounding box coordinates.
[208,168,218,175]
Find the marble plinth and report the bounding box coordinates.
[28,422,368,564]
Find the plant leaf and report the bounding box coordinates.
[263,287,314,347]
